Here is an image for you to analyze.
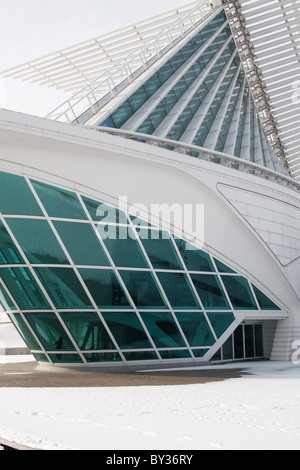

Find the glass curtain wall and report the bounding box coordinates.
[0,171,281,365]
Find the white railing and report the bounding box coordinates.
[86,125,300,191]
[44,1,215,123]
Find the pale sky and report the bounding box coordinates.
[0,0,190,116]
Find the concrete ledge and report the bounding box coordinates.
[0,347,31,356]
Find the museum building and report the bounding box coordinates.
[0,0,299,367]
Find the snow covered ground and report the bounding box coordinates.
[0,359,299,450]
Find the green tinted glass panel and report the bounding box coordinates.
[141,311,186,348]
[159,350,191,359]
[84,352,121,363]
[130,215,152,227]
[157,272,199,309]
[0,286,16,310]
[252,285,280,310]
[0,172,43,216]
[82,197,128,224]
[33,353,49,363]
[0,267,50,310]
[222,276,257,310]
[174,239,214,272]
[0,221,24,264]
[192,349,209,358]
[60,311,113,350]
[140,230,182,270]
[123,351,158,361]
[190,274,229,310]
[119,270,166,309]
[175,312,215,347]
[9,313,41,350]
[206,312,235,338]
[49,353,83,364]
[31,180,87,219]
[102,312,152,349]
[25,312,76,351]
[214,258,236,273]
[53,221,110,266]
[100,226,148,268]
[78,268,131,308]
[35,267,92,309]
[7,219,69,265]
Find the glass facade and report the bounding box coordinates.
[98,9,286,176]
[0,171,281,365]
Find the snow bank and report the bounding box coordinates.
[0,361,299,450]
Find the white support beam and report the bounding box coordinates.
[223,0,300,179]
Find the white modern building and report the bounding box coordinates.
[0,0,299,367]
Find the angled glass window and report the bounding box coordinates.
[141,311,186,348]
[175,312,215,347]
[0,267,50,310]
[0,172,43,216]
[130,215,152,227]
[174,239,214,272]
[32,353,48,363]
[192,349,209,358]
[84,352,122,363]
[35,267,93,309]
[82,197,128,224]
[159,350,191,359]
[0,285,17,311]
[119,270,166,309]
[7,219,69,265]
[49,353,83,364]
[25,312,76,351]
[122,351,158,361]
[78,268,131,309]
[221,276,257,310]
[102,312,152,349]
[31,180,87,220]
[206,312,235,339]
[157,272,199,309]
[190,274,230,310]
[60,311,113,350]
[214,258,236,273]
[139,230,183,270]
[0,221,24,264]
[53,221,110,267]
[252,285,280,310]
[100,226,148,268]
[9,313,42,351]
